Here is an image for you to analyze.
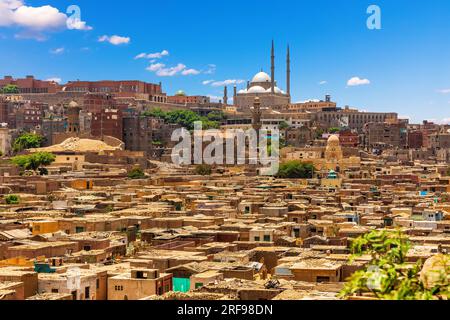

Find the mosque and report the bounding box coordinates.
[282,134,361,172]
[227,41,292,111]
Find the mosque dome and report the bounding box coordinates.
[247,86,266,93]
[266,87,284,94]
[251,72,271,83]
[68,100,79,108]
[175,90,186,96]
[327,135,340,146]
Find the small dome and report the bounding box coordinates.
[68,100,79,108]
[175,90,186,96]
[247,86,266,93]
[266,87,284,94]
[251,72,271,83]
[238,89,247,94]
[327,135,340,146]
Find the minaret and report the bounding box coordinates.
[271,40,275,94]
[252,97,262,132]
[223,86,228,105]
[233,86,237,106]
[286,44,291,97]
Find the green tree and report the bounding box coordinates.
[143,109,220,131]
[1,84,19,94]
[329,127,340,134]
[278,121,290,130]
[315,128,325,139]
[128,167,146,179]
[206,111,226,122]
[276,161,315,179]
[195,164,212,176]
[339,230,449,300]
[12,133,44,153]
[12,152,55,172]
[5,195,20,205]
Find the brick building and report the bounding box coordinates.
[429,133,450,150]
[363,121,408,150]
[64,80,166,102]
[339,130,360,148]
[83,93,116,114]
[167,91,210,105]
[123,114,179,159]
[408,130,424,149]
[0,76,60,94]
[313,109,399,132]
[0,97,8,124]
[15,101,46,130]
[91,108,123,141]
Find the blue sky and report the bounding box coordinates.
[0,0,449,123]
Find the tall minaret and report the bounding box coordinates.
[252,97,262,132]
[223,86,228,105]
[286,44,291,97]
[271,40,275,94]
[233,85,237,106]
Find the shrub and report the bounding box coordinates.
[12,133,44,153]
[5,195,20,205]
[128,167,146,179]
[276,161,315,179]
[195,164,212,176]
[12,152,55,172]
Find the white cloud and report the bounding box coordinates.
[436,88,450,94]
[66,18,92,31]
[9,4,66,30]
[45,77,61,83]
[157,64,186,77]
[147,63,185,77]
[318,80,327,85]
[210,79,245,87]
[204,64,216,75]
[98,35,130,45]
[202,80,214,85]
[296,99,321,103]
[347,76,371,87]
[50,47,64,54]
[0,1,92,40]
[146,63,165,72]
[181,68,200,76]
[428,118,450,125]
[146,62,201,77]
[135,50,169,60]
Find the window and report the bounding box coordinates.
[254,236,260,242]
[195,283,203,289]
[96,279,100,289]
[51,289,59,293]
[85,286,90,300]
[316,276,330,283]
[263,235,271,242]
[75,226,85,233]
[114,285,124,291]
